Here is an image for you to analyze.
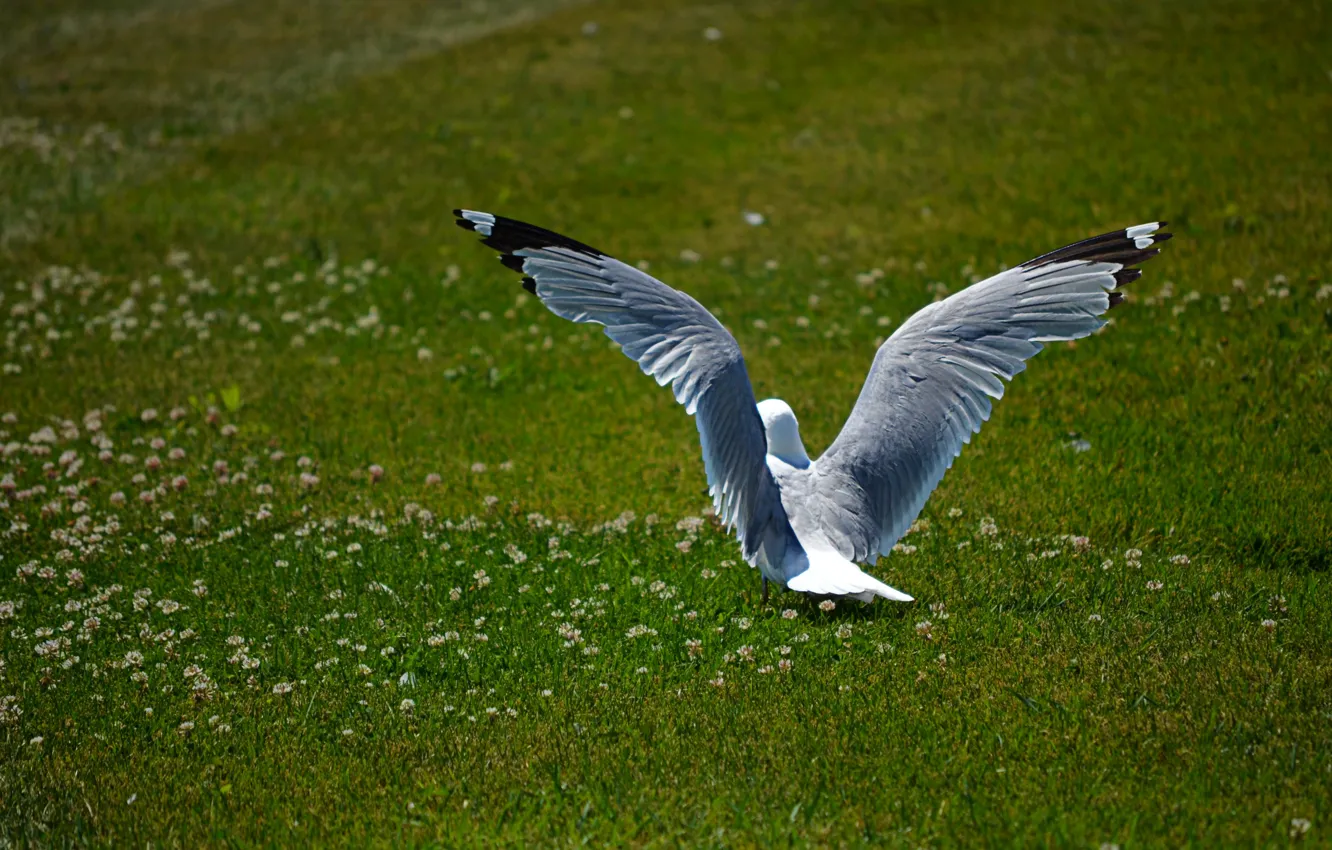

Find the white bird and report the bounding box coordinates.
[456,209,1171,604]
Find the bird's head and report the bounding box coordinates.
[757,398,810,467]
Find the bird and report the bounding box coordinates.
[455,209,1170,604]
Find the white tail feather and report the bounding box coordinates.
[786,549,914,603]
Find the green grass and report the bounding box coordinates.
[2,0,1331,845]
[0,0,579,246]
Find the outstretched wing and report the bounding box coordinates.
[454,210,789,567]
[811,222,1173,563]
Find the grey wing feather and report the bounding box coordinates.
[454,209,789,567]
[813,222,1172,562]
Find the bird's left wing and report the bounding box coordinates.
[454,210,789,567]
[811,222,1172,563]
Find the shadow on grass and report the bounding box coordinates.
[1232,531,1330,573]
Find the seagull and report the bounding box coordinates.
[456,209,1170,604]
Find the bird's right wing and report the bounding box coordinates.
[455,210,789,567]
[811,223,1172,563]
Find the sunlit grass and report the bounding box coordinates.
[1,0,1330,845]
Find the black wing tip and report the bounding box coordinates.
[1107,269,1140,310]
[453,209,605,259]
[1022,221,1174,271]
[1113,268,1143,287]
[454,208,607,294]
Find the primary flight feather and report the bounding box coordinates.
[455,209,1170,603]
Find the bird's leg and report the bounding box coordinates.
[761,577,769,606]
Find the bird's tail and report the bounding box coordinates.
[786,549,914,603]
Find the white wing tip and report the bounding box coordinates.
[1124,222,1161,239]
[458,209,496,237]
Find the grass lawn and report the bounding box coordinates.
[1,0,1330,845]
